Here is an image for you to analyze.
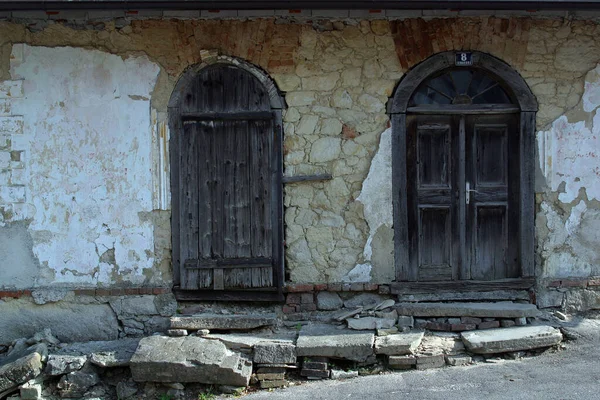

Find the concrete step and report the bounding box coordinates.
[170,313,277,331]
[394,302,540,318]
[461,325,563,354]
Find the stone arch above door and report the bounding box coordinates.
[389,51,538,290]
[168,56,285,301]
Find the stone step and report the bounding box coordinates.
[170,313,277,331]
[461,325,562,354]
[394,302,539,318]
[296,324,374,362]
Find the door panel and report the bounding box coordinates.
[407,113,519,282]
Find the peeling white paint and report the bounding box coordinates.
[8,45,160,285]
[537,112,600,203]
[349,128,393,281]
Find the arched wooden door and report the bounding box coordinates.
[390,52,538,292]
[169,62,284,301]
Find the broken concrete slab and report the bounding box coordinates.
[130,335,252,387]
[343,293,386,309]
[57,370,100,398]
[316,292,343,311]
[394,302,540,318]
[461,325,563,354]
[0,344,46,396]
[387,355,416,369]
[170,314,277,331]
[53,338,140,368]
[333,307,363,322]
[253,343,296,365]
[347,317,396,330]
[374,331,424,355]
[296,324,374,362]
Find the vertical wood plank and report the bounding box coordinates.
[222,120,237,259]
[213,268,224,290]
[393,114,410,281]
[169,109,182,287]
[459,116,469,280]
[520,111,536,277]
[272,111,285,294]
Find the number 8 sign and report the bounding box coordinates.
[455,52,473,66]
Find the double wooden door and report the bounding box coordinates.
[406,113,520,281]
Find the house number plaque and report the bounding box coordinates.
[455,52,473,66]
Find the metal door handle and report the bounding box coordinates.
[466,182,477,205]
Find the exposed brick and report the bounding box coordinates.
[342,283,352,292]
[299,303,317,312]
[460,317,482,325]
[588,279,600,287]
[327,283,342,292]
[561,279,588,288]
[547,280,562,287]
[451,323,476,332]
[426,322,452,331]
[95,289,110,296]
[286,293,302,304]
[74,289,96,296]
[378,285,391,295]
[110,288,125,296]
[300,293,314,304]
[363,283,378,291]
[286,284,314,293]
[153,287,168,294]
[125,288,140,295]
[350,283,364,291]
[140,287,154,295]
[314,284,327,291]
[478,321,500,330]
[282,305,296,314]
[303,361,327,370]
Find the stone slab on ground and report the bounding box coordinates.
[296,324,374,362]
[170,314,277,331]
[394,302,540,318]
[45,355,86,376]
[461,325,563,354]
[53,338,140,367]
[374,331,424,355]
[0,344,46,396]
[130,335,252,386]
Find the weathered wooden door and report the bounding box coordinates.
[406,113,519,281]
[171,63,283,298]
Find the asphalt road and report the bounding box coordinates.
[234,316,600,400]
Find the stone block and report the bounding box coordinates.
[461,326,563,354]
[303,361,327,370]
[170,314,276,331]
[167,329,188,337]
[445,355,472,366]
[316,291,343,311]
[426,321,452,331]
[394,302,540,318]
[19,380,42,400]
[45,355,86,376]
[334,307,363,322]
[296,324,374,362]
[478,321,500,330]
[260,379,287,388]
[374,331,424,355]
[0,301,119,346]
[461,317,483,325]
[388,355,416,369]
[515,317,527,326]
[347,317,396,330]
[377,327,399,336]
[130,336,252,386]
[253,343,296,365]
[501,320,516,328]
[450,323,477,332]
[416,354,445,370]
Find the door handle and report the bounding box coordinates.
[466,182,477,205]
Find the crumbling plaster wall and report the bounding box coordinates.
[0,16,599,289]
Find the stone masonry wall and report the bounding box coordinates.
[0,15,598,306]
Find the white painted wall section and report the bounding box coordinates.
[8,45,160,286]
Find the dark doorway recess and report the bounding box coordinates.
[389,51,538,293]
[169,59,284,301]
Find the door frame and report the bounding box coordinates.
[168,56,285,301]
[389,51,538,284]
